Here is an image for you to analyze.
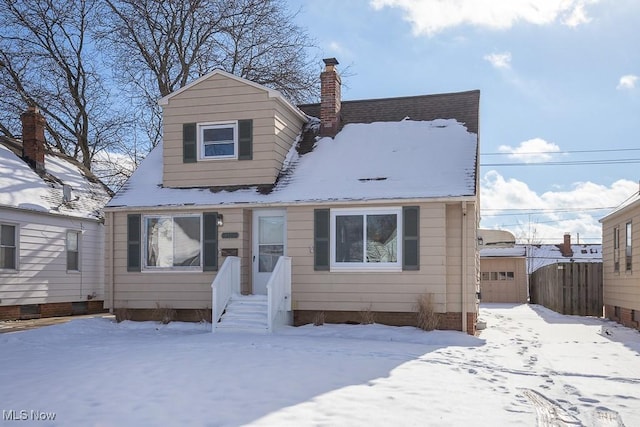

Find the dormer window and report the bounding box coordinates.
[183,120,252,163]
[199,122,238,160]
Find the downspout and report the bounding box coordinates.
[108,211,115,313]
[461,201,467,333]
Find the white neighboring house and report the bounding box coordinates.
[0,107,112,320]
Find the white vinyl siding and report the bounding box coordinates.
[0,208,104,306]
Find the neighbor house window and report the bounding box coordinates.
[626,222,632,272]
[482,271,514,281]
[144,215,201,269]
[330,208,401,271]
[199,122,237,159]
[0,224,17,270]
[66,231,80,271]
[613,226,620,272]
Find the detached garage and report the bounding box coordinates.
[480,247,528,303]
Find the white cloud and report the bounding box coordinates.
[328,41,345,54]
[370,0,599,36]
[484,52,512,69]
[481,171,638,243]
[498,138,561,163]
[563,3,592,27]
[617,74,638,90]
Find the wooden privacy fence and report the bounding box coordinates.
[529,262,603,317]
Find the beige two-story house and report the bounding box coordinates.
[104,58,481,334]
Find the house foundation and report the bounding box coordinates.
[0,301,105,321]
[293,310,477,335]
[604,304,640,331]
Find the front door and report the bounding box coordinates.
[252,209,286,294]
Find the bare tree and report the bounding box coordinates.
[98,0,318,147]
[0,0,132,171]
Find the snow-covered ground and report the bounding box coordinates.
[1,304,638,426]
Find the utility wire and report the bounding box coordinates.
[481,207,615,214]
[481,158,640,166]
[481,147,640,156]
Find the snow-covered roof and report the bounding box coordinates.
[107,118,478,209]
[0,138,112,220]
[480,247,526,258]
[528,243,602,272]
[481,243,602,271]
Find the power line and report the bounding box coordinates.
[481,158,640,167]
[481,207,615,214]
[481,147,640,156]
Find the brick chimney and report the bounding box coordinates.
[320,58,341,137]
[21,106,46,173]
[560,233,573,257]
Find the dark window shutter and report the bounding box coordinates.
[203,212,218,271]
[127,214,141,272]
[403,206,419,270]
[238,119,253,160]
[183,123,197,163]
[314,209,330,271]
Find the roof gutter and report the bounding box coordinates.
[104,195,478,213]
[0,203,104,223]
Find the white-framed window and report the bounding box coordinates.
[199,122,238,160]
[330,207,402,271]
[66,230,80,271]
[144,215,202,270]
[626,221,632,272]
[613,226,620,273]
[0,223,17,270]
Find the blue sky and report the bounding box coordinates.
[287,0,640,243]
